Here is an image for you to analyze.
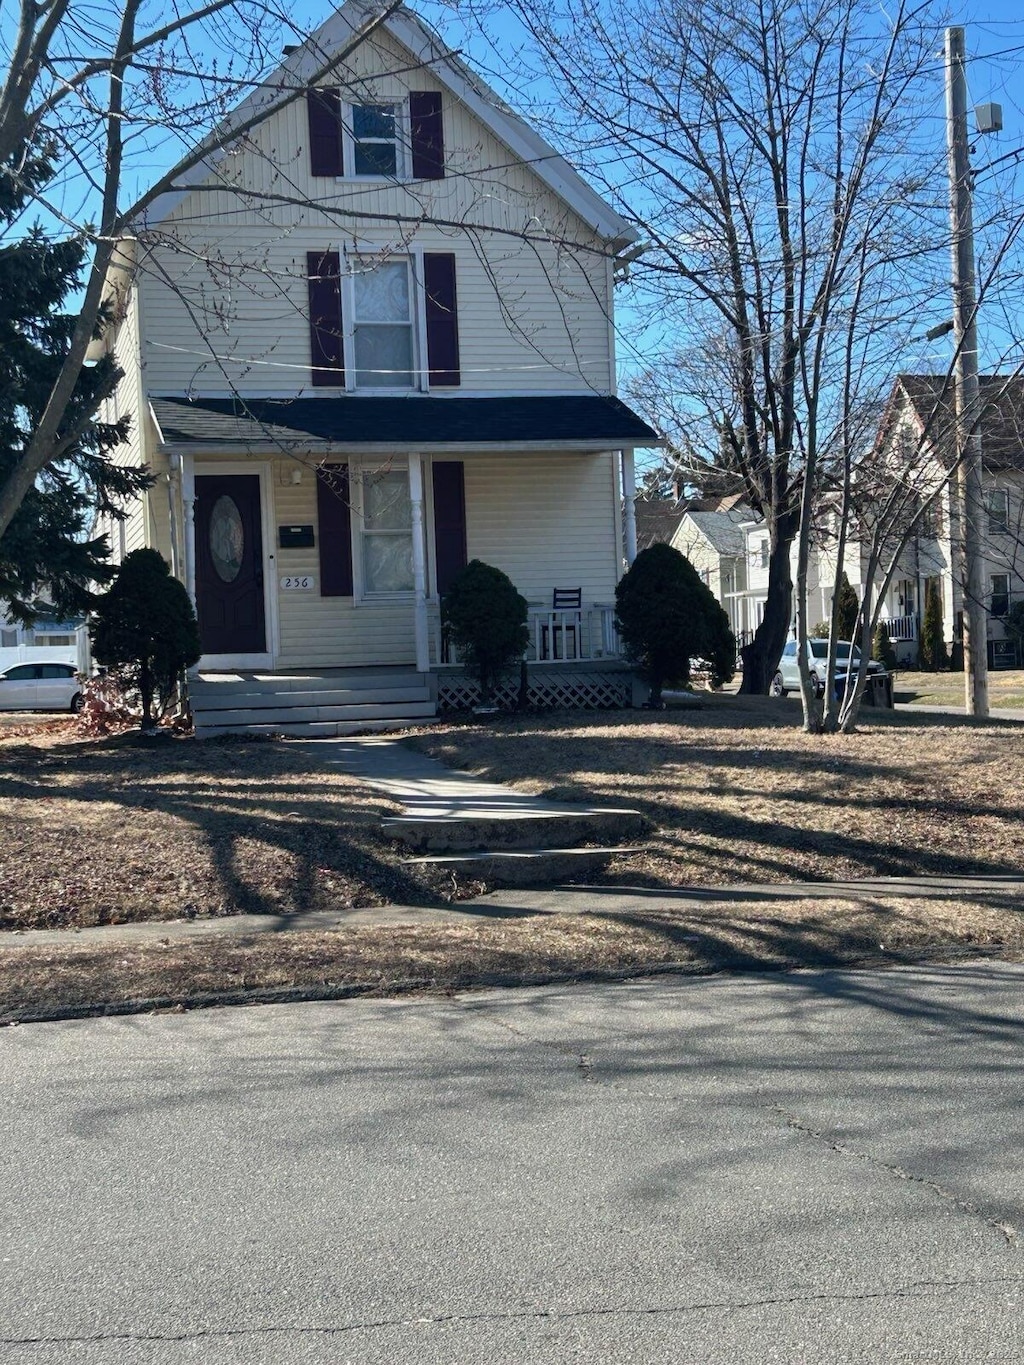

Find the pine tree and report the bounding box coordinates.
[0,157,151,623]
[835,572,860,641]
[615,543,736,704]
[873,620,898,671]
[919,580,949,671]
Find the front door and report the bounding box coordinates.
[194,474,267,656]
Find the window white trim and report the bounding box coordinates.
[987,487,1010,535]
[342,100,408,181]
[350,459,417,604]
[342,254,420,394]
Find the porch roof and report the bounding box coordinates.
[150,395,661,453]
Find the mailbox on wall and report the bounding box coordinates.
[278,524,315,549]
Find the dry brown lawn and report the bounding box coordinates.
[408,694,1024,889]
[6,698,1024,1024]
[0,722,451,932]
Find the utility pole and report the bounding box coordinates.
[945,26,989,717]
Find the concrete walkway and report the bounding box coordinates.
[304,735,640,824]
[5,874,1024,950]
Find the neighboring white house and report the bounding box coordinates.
[838,374,1024,669]
[0,613,87,674]
[91,1,659,731]
[639,374,1024,670]
[643,497,832,648]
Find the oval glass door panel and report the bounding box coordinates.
[210,495,244,583]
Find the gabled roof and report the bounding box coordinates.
[888,373,1024,472]
[150,394,660,451]
[136,1,636,249]
[681,507,752,555]
[634,498,686,552]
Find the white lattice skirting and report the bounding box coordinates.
[437,669,633,713]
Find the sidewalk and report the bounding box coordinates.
[5,874,1024,950]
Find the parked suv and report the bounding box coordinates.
[0,662,83,712]
[770,640,882,698]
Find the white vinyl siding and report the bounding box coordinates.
[137,26,614,398]
[264,452,620,669]
[463,451,620,604]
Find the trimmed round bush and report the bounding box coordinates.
[615,543,736,704]
[441,559,529,704]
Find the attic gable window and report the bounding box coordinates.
[306,90,445,180]
[352,104,399,176]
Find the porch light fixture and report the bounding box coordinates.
[290,466,303,485]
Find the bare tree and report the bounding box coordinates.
[462,0,962,703]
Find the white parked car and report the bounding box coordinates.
[770,640,883,698]
[0,662,84,712]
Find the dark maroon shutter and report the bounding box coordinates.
[432,461,467,596]
[316,464,353,596]
[410,91,444,179]
[307,251,343,388]
[307,88,343,176]
[423,252,460,387]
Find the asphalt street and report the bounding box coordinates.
[3,964,1024,1363]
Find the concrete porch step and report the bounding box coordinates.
[383,808,651,853]
[190,670,425,698]
[197,716,440,739]
[190,685,432,714]
[404,844,646,888]
[193,699,437,728]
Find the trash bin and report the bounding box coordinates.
[865,672,893,708]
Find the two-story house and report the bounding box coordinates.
[93,0,658,734]
[838,374,1024,668]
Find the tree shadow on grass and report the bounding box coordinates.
[0,733,451,929]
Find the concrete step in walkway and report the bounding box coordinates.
[307,735,651,885]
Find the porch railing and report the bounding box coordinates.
[429,603,622,667]
[881,613,917,642]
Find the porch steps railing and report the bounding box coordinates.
[190,669,437,738]
[430,603,621,667]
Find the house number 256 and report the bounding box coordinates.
[280,575,315,590]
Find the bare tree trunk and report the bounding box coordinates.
[739,513,797,694]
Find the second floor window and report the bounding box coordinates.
[920,497,943,538]
[987,488,1010,535]
[353,260,414,389]
[308,251,460,390]
[759,539,769,569]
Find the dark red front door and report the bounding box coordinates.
[195,474,266,655]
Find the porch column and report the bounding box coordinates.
[621,447,638,565]
[408,453,430,672]
[182,454,197,606]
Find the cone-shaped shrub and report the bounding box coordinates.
[441,559,529,704]
[90,548,201,728]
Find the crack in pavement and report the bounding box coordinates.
[473,1007,1021,1253]
[4,1276,1024,1347]
[772,1104,1020,1247]
[483,1013,596,1082]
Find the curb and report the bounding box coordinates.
[0,944,986,1028]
